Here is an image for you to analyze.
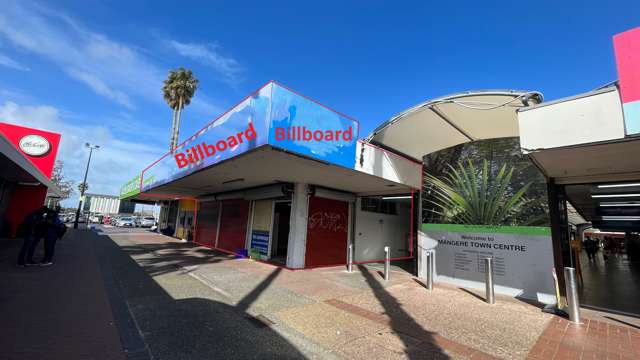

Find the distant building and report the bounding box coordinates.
[81,193,135,214]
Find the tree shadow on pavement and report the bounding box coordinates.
[357,265,450,359]
[96,236,305,360]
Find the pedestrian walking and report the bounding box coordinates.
[40,209,65,266]
[602,237,613,262]
[584,236,597,261]
[16,206,49,267]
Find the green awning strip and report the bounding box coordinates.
[422,223,551,236]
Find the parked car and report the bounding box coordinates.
[116,216,134,227]
[138,216,156,228]
[110,216,119,226]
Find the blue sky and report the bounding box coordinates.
[0,0,638,206]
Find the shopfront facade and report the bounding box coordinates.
[122,81,421,269]
[0,122,61,237]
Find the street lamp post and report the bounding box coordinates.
[73,143,100,229]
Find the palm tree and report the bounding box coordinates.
[424,159,531,225]
[162,71,179,152]
[163,67,199,152]
[77,182,89,194]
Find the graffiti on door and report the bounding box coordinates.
[308,211,348,233]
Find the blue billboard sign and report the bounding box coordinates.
[140,81,360,192]
[268,84,358,169]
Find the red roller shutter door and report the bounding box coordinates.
[305,196,349,267]
[195,201,219,247]
[217,199,250,253]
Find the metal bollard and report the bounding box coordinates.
[347,244,353,273]
[485,258,495,304]
[384,246,390,281]
[426,252,433,290]
[564,267,581,323]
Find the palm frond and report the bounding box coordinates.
[425,160,532,225]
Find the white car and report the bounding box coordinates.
[116,216,134,227]
[139,216,156,227]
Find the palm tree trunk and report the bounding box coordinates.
[174,96,184,150]
[169,108,177,152]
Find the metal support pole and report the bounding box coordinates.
[564,267,581,323]
[74,145,96,229]
[384,246,390,281]
[485,258,495,304]
[347,244,353,273]
[426,252,433,290]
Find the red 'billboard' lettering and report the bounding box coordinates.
[174,122,256,169]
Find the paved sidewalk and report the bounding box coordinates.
[111,230,640,360]
[4,227,638,359]
[106,230,554,359]
[0,230,125,360]
[527,316,640,359]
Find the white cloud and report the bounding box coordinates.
[0,53,30,71]
[65,68,134,109]
[190,92,224,118]
[169,40,244,85]
[0,2,161,108]
[0,100,165,206]
[0,2,227,118]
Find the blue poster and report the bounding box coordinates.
[250,230,270,256]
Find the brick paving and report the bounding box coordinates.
[10,226,636,360]
[325,298,499,359]
[527,316,640,360]
[109,228,553,359]
[127,230,639,360]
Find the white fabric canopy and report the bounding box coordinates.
[366,90,543,160]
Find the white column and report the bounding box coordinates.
[286,183,309,269]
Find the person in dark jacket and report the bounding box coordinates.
[40,210,64,266]
[584,236,598,261]
[16,206,49,267]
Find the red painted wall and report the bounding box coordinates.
[6,184,48,237]
[0,123,61,237]
[217,199,250,253]
[0,122,61,178]
[305,196,349,267]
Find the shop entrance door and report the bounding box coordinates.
[271,201,291,264]
[305,196,349,267]
[560,182,640,317]
[217,199,250,254]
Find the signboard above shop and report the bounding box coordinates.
[0,122,61,179]
[614,27,640,136]
[140,81,359,193]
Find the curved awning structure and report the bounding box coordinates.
[365,90,543,161]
